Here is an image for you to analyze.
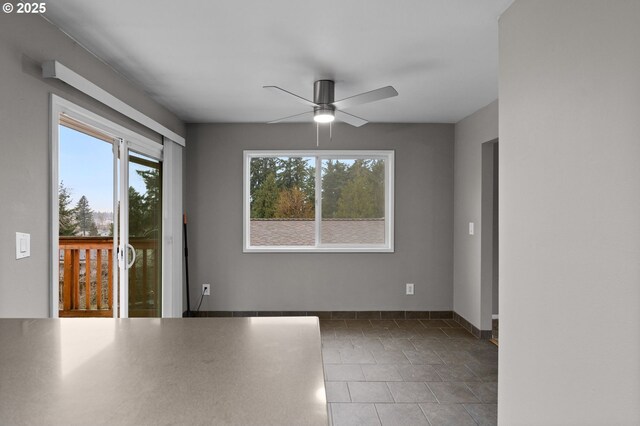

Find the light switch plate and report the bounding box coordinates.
[16,232,30,259]
[469,222,475,235]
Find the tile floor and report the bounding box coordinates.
[321,319,498,426]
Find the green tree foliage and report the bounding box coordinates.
[130,168,161,238]
[336,174,378,218]
[276,157,310,189]
[275,187,314,219]
[321,160,350,218]
[138,169,161,209]
[58,181,77,236]
[74,195,97,236]
[251,172,279,218]
[250,157,315,219]
[250,158,278,197]
[321,159,385,219]
[248,156,384,219]
[369,159,385,217]
[303,164,315,205]
[128,187,147,237]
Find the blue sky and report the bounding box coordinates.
[59,126,148,212]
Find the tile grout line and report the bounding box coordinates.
[433,347,447,365]
[372,403,384,426]
[384,381,396,403]
[417,403,435,426]
[463,364,480,381]
[345,381,354,403]
[463,382,480,402]
[460,402,482,425]
[424,381,441,404]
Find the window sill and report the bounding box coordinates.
[243,246,394,253]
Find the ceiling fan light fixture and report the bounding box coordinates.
[313,112,335,123]
[313,104,335,123]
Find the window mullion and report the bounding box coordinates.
[314,156,322,247]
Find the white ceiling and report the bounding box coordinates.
[44,0,513,124]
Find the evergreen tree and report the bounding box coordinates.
[138,169,161,209]
[369,159,385,217]
[89,220,99,236]
[128,187,147,237]
[250,157,278,200]
[136,168,162,238]
[321,160,350,218]
[58,181,77,236]
[303,164,316,206]
[74,195,95,236]
[336,174,377,218]
[251,172,279,218]
[276,157,310,189]
[334,159,385,218]
[249,157,315,219]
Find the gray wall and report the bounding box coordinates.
[0,14,184,317]
[499,1,640,423]
[186,123,454,311]
[453,100,498,329]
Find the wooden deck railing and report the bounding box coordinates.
[127,238,160,317]
[59,237,159,317]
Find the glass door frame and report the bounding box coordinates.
[50,95,165,318]
[117,139,163,318]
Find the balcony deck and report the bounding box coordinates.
[58,237,159,317]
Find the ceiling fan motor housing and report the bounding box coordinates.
[314,80,335,104]
[313,80,336,118]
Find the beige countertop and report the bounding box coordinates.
[0,317,328,426]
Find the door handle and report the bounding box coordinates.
[126,243,136,269]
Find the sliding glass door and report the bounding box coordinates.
[124,152,162,317]
[56,109,163,318]
[57,115,116,317]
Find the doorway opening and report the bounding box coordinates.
[52,97,163,318]
[57,115,115,317]
[481,139,499,345]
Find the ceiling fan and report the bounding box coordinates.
[263,80,398,127]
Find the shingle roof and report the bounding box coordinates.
[250,219,385,246]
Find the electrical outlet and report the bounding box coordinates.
[406,283,414,295]
[202,284,211,296]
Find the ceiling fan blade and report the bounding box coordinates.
[335,110,368,127]
[263,86,318,108]
[332,86,398,110]
[267,110,313,124]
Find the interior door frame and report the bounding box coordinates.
[49,94,165,318]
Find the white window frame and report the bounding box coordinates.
[243,150,394,253]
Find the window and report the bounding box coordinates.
[243,151,394,252]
